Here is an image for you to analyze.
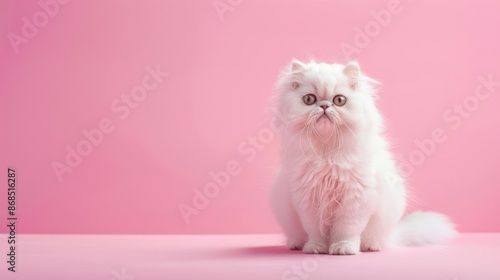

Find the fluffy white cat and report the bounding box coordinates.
[269,59,457,255]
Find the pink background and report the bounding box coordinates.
[1,0,499,234]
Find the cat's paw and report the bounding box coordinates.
[360,242,381,252]
[329,241,359,255]
[287,239,306,250]
[302,240,328,254]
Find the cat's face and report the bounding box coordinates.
[276,60,378,145]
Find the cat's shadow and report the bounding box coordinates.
[225,245,303,257]
[184,245,305,261]
[146,245,305,262]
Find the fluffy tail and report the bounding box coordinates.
[389,211,458,247]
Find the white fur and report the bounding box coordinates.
[269,59,457,255]
[389,211,458,247]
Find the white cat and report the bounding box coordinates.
[269,59,457,255]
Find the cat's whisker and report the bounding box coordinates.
[283,115,310,138]
[333,123,345,161]
[342,121,359,144]
[300,125,318,171]
[282,120,310,167]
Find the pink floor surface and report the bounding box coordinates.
[0,233,499,280]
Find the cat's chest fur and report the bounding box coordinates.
[291,160,374,228]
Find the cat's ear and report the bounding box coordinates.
[343,61,360,90]
[287,59,306,89]
[290,59,306,72]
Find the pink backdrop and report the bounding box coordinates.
[1,0,499,234]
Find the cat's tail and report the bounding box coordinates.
[389,211,458,247]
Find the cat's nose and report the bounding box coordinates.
[320,105,329,110]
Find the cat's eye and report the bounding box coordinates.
[303,94,317,105]
[333,95,347,106]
